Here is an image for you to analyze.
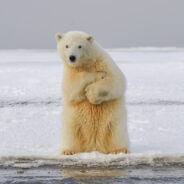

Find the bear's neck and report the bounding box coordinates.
[65,59,106,73]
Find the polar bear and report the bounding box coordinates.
[56,31,130,155]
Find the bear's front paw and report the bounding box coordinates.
[85,84,106,104]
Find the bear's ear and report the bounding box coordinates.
[56,33,63,42]
[86,35,94,43]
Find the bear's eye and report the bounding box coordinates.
[65,45,69,48]
[78,45,82,49]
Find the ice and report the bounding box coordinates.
[0,49,184,167]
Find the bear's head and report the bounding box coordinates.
[56,31,95,67]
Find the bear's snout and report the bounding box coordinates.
[69,55,76,62]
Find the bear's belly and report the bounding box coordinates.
[69,100,119,152]
[73,100,118,122]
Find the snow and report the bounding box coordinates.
[0,49,184,167]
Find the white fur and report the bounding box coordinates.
[56,31,130,154]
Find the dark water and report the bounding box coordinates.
[1,166,184,184]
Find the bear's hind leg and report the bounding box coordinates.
[61,111,80,155]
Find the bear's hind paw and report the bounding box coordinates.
[61,150,77,155]
[110,148,130,154]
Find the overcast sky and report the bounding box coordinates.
[0,0,184,49]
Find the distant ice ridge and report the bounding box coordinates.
[107,47,184,52]
[1,152,184,169]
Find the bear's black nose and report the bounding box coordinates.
[69,55,76,62]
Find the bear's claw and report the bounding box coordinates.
[61,150,76,155]
[110,148,130,154]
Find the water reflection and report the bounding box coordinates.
[62,168,130,183]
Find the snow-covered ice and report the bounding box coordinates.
[0,49,184,167]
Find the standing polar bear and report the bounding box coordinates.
[56,31,130,155]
